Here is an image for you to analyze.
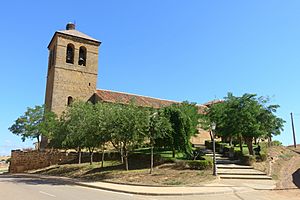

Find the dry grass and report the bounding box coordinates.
[29,161,215,186]
[253,145,300,189]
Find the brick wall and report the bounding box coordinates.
[9,150,77,173]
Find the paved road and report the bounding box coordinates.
[0,174,300,200]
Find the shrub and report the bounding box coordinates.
[174,160,187,168]
[185,160,212,170]
[271,140,282,146]
[5,158,11,164]
[259,153,267,161]
[234,150,243,160]
[162,157,176,163]
[240,155,256,165]
[205,140,212,149]
[217,143,227,153]
[223,146,230,154]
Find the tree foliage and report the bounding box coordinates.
[155,102,200,158]
[9,105,57,150]
[205,93,285,155]
[10,100,201,169]
[108,103,148,170]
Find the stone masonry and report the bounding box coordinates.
[9,150,77,173]
[44,23,101,116]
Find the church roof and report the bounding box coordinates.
[203,99,224,107]
[48,23,100,48]
[95,89,178,108]
[95,89,207,111]
[56,29,100,43]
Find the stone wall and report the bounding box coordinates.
[9,150,77,173]
[45,31,100,116]
[190,128,212,145]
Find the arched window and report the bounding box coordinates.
[67,96,73,106]
[78,46,87,66]
[66,44,74,64]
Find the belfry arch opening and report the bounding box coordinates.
[66,44,75,64]
[78,46,87,66]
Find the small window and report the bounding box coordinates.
[78,46,87,66]
[66,44,74,64]
[67,96,73,106]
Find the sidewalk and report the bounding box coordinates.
[12,173,277,196]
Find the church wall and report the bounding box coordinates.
[51,68,97,115]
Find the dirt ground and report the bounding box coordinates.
[30,162,216,186]
[253,145,300,189]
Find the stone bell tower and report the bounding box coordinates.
[44,23,101,116]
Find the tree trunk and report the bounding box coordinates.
[239,135,243,154]
[120,143,124,163]
[229,136,233,147]
[124,148,129,171]
[268,136,272,147]
[78,147,82,164]
[37,136,40,151]
[89,151,94,165]
[172,148,176,158]
[101,145,105,168]
[209,130,213,141]
[150,146,154,174]
[244,136,254,155]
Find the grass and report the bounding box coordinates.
[28,147,215,186]
[0,166,8,173]
[133,147,186,159]
[223,143,268,156]
[163,179,183,185]
[0,169,8,173]
[30,160,215,186]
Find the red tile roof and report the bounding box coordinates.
[95,89,210,114]
[203,99,224,107]
[95,89,178,108]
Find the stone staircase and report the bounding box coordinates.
[203,149,272,180]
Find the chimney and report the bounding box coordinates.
[66,22,75,30]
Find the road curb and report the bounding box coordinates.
[11,173,251,196]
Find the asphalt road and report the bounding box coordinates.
[1,174,300,200]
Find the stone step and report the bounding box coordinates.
[217,164,253,169]
[216,157,231,160]
[216,159,240,164]
[219,174,272,180]
[205,153,223,157]
[217,168,266,175]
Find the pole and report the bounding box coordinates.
[291,112,297,148]
[212,131,217,176]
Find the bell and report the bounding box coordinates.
[79,57,85,65]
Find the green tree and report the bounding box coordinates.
[109,103,148,170]
[62,101,107,164]
[93,102,113,167]
[147,108,172,173]
[9,105,57,150]
[206,93,285,155]
[156,102,200,158]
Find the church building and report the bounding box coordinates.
[44,23,213,145]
